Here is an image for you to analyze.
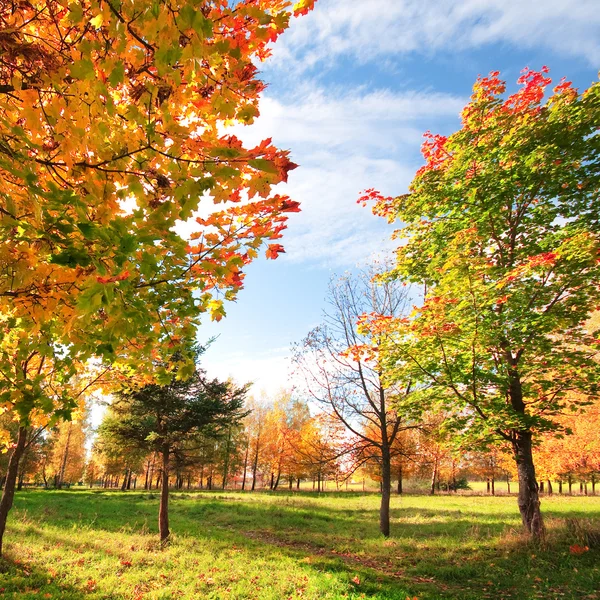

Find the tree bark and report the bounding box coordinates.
[159,445,170,543]
[0,426,28,556]
[380,444,391,537]
[251,441,259,491]
[397,464,403,495]
[514,431,544,538]
[241,442,249,491]
[430,457,438,495]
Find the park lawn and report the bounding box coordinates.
[0,490,598,600]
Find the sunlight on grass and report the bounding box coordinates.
[0,490,598,599]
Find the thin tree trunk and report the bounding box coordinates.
[547,480,552,495]
[380,444,392,537]
[251,441,259,492]
[430,457,438,495]
[144,459,151,490]
[397,464,403,495]
[159,445,170,542]
[121,468,129,491]
[0,426,28,556]
[514,431,544,538]
[491,476,495,496]
[241,442,249,491]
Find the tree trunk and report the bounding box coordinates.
[487,478,490,494]
[121,468,129,491]
[380,444,392,537]
[430,457,438,495]
[159,445,170,543]
[0,426,28,556]
[397,464,403,495]
[491,476,495,496]
[547,480,552,495]
[296,477,300,490]
[251,443,259,491]
[241,442,249,491]
[568,475,572,494]
[558,480,563,494]
[514,431,544,538]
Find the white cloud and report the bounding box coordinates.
[225,87,464,267]
[270,0,600,69]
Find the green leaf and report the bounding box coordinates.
[248,159,279,174]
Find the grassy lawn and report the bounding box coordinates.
[0,489,598,599]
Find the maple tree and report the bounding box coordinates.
[360,68,600,537]
[0,0,315,553]
[294,268,414,536]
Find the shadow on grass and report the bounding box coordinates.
[7,489,600,600]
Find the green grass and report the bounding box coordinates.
[1,489,599,599]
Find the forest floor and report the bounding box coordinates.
[0,490,599,599]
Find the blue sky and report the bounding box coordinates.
[199,0,600,396]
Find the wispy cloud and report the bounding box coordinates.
[227,87,464,267]
[269,0,600,70]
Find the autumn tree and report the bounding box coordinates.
[293,413,346,491]
[361,68,600,538]
[47,417,89,488]
[294,268,414,537]
[0,0,315,553]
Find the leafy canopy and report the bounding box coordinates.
[0,0,315,425]
[360,68,600,444]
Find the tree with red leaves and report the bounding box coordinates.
[360,68,600,538]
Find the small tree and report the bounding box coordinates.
[361,68,600,537]
[294,268,414,537]
[99,362,246,541]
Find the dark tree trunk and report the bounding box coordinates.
[514,431,544,538]
[540,481,544,493]
[269,472,274,490]
[296,477,300,490]
[568,475,572,494]
[547,480,552,495]
[241,442,249,491]
[397,464,403,495]
[0,426,28,556]
[251,443,259,491]
[487,478,491,494]
[380,444,391,537]
[17,471,24,492]
[144,459,151,490]
[159,445,170,542]
[558,480,563,494]
[289,477,293,490]
[491,476,495,496]
[273,471,280,490]
[121,468,129,491]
